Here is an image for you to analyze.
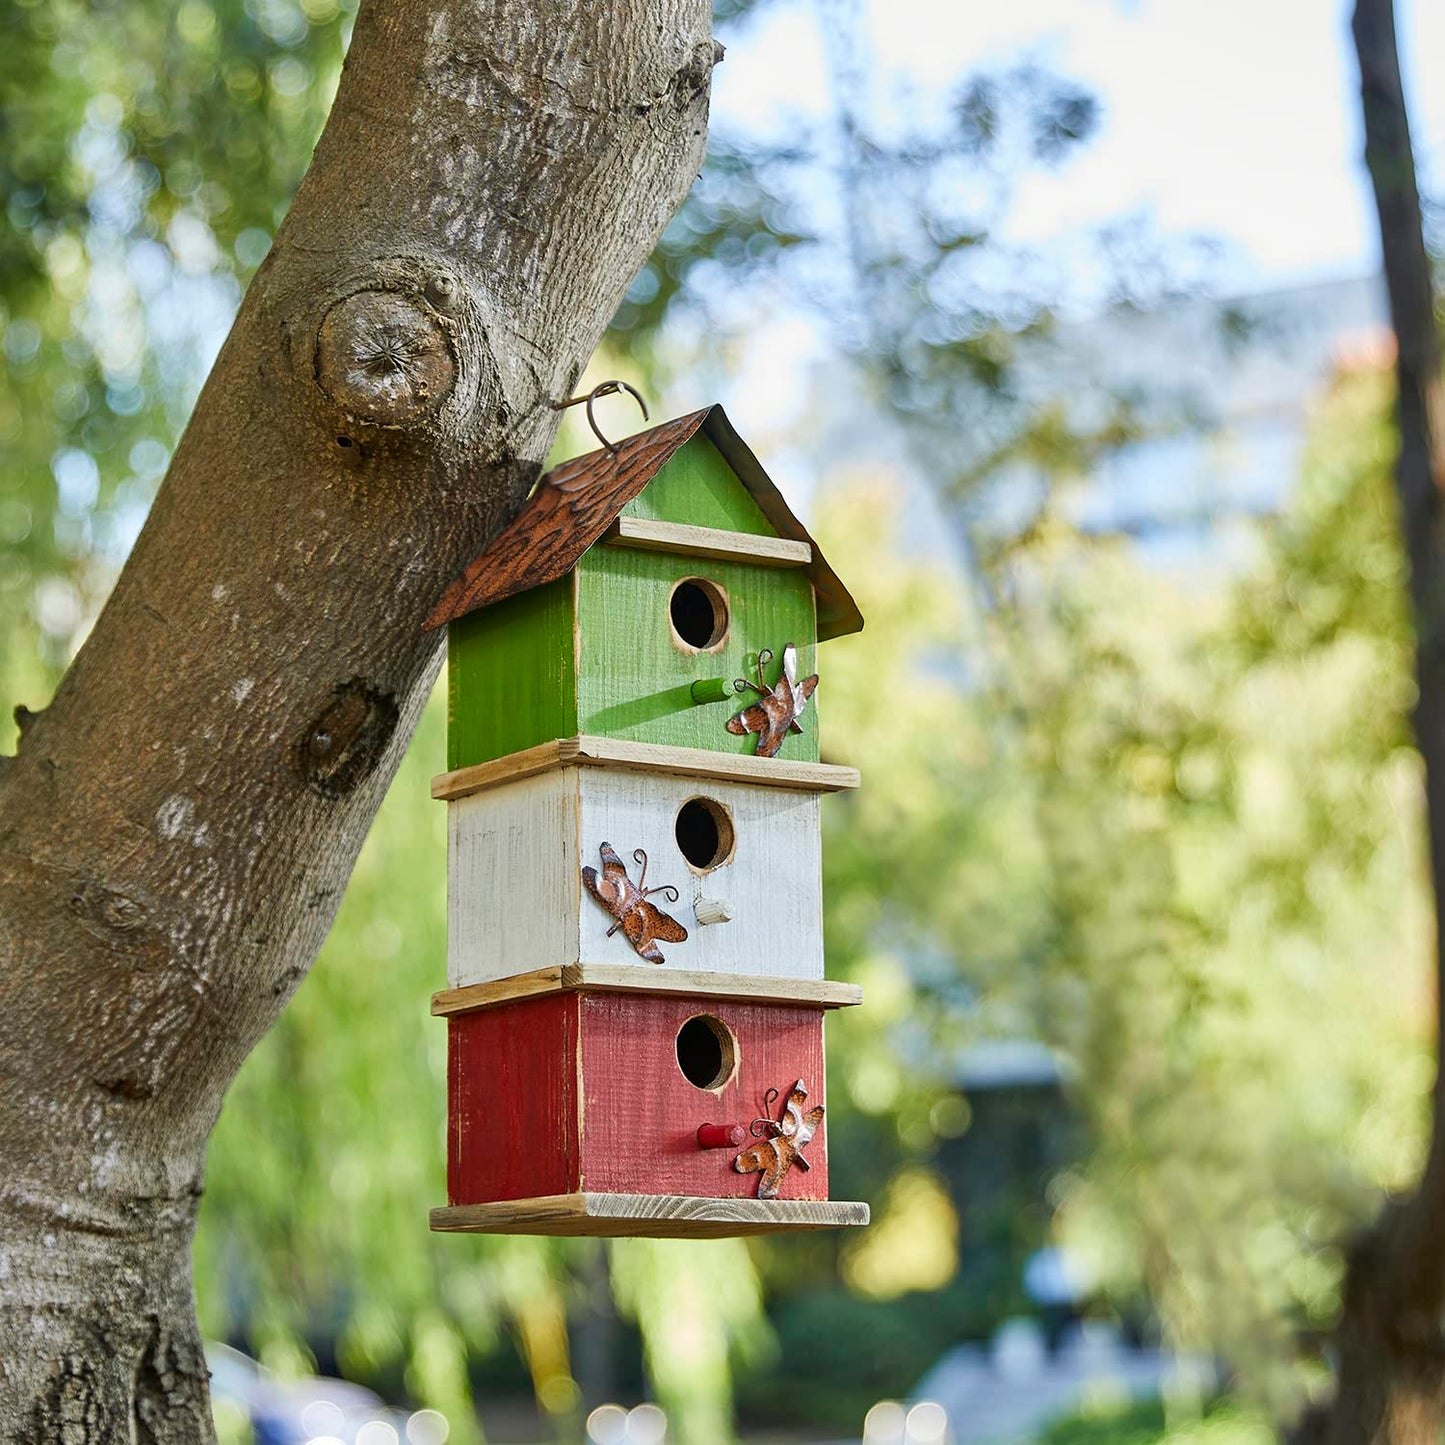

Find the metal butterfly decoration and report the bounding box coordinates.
[734,1079,824,1199]
[582,842,689,965]
[726,643,818,759]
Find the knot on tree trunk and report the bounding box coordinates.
[316,288,457,427]
[668,39,725,109]
[296,677,400,798]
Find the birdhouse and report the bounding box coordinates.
[425,405,869,1237]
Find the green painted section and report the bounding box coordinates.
[446,576,577,770]
[621,433,778,536]
[574,546,819,759]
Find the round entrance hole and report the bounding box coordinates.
[676,1014,737,1090]
[675,797,734,872]
[669,577,729,651]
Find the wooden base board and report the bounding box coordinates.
[431,1192,870,1238]
[432,734,861,802]
[433,964,863,1017]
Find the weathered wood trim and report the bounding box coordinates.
[432,734,861,800]
[604,516,813,567]
[429,1192,869,1237]
[432,965,863,1016]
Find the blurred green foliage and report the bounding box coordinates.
[0,0,348,725]
[1038,1397,1273,1445]
[981,365,1429,1418]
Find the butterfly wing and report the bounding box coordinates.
[786,675,819,734]
[734,1139,772,1177]
[599,843,631,886]
[727,702,768,738]
[753,695,794,758]
[755,1141,795,1199]
[735,1137,792,1196]
[582,866,621,918]
[622,900,688,964]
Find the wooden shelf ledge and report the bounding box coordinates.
[433,734,861,802]
[603,516,813,567]
[431,1192,870,1238]
[433,964,863,1017]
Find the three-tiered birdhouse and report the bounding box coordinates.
[425,405,869,1238]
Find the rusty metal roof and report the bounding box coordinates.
[423,405,864,640]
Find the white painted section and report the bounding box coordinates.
[447,769,579,988]
[447,766,824,987]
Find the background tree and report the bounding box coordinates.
[1299,1,1445,1441]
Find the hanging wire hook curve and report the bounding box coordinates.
[553,380,649,454]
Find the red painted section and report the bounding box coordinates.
[696,1123,747,1149]
[578,995,829,1200]
[447,993,580,1205]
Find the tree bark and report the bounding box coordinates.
[1303,4,1445,1443]
[0,0,716,1435]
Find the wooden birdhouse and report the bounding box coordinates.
[425,405,869,1238]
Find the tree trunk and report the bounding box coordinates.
[1305,4,1445,1443]
[0,0,716,1434]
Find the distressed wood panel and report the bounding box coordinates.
[447,767,825,987]
[430,1193,869,1237]
[432,965,863,1016]
[447,993,580,1206]
[621,431,778,536]
[578,994,829,1200]
[574,545,819,758]
[575,769,824,980]
[446,574,577,771]
[447,769,578,988]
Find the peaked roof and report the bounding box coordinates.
[424,405,864,640]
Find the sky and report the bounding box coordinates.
[710,0,1444,294]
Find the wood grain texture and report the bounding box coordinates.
[430,1193,869,1237]
[578,994,829,1200]
[446,769,579,989]
[446,576,577,772]
[432,736,861,802]
[606,517,812,567]
[622,429,778,536]
[575,544,819,758]
[576,770,823,979]
[432,965,864,1016]
[447,994,580,1206]
[446,765,827,987]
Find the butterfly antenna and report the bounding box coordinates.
[748,1086,783,1138]
[645,883,681,903]
[755,648,774,693]
[632,847,649,890]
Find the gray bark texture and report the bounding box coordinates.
[1295,3,1445,1444]
[0,0,715,1435]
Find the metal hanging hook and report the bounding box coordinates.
[553,380,649,454]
